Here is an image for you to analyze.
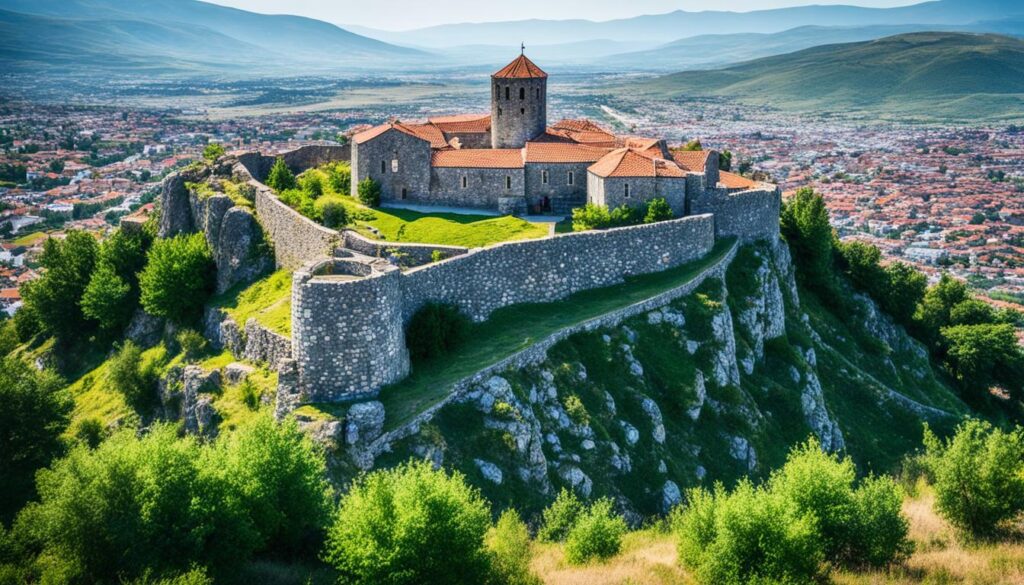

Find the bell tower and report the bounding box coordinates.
[491,48,547,149]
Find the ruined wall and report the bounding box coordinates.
[691,188,781,242]
[235,144,349,182]
[252,182,340,269]
[342,231,468,266]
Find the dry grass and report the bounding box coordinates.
[531,488,1024,585]
[531,529,690,585]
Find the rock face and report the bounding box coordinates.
[214,208,272,294]
[181,366,221,437]
[710,307,741,387]
[800,369,846,452]
[736,250,787,360]
[158,170,202,237]
[345,401,386,447]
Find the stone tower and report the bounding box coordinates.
[491,51,547,149]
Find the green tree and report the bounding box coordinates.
[13,425,256,583]
[20,230,98,341]
[266,157,297,192]
[949,299,997,326]
[923,420,1024,539]
[405,302,471,360]
[718,150,733,172]
[108,341,160,412]
[572,203,612,231]
[300,172,324,198]
[212,415,332,556]
[781,187,834,292]
[0,356,69,523]
[139,233,214,325]
[202,143,225,162]
[880,261,927,326]
[564,498,627,565]
[643,198,674,224]
[356,177,381,207]
[914,274,969,347]
[941,323,1024,399]
[81,262,131,331]
[486,509,541,585]
[328,163,352,194]
[322,460,492,585]
[318,199,349,229]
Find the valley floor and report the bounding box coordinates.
[529,486,1024,585]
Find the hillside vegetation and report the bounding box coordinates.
[635,32,1024,122]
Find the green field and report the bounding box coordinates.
[210,269,292,336]
[372,238,736,431]
[634,32,1024,122]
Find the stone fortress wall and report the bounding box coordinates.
[226,145,782,403]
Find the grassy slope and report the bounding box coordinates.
[210,269,293,337]
[636,32,1024,122]
[527,487,1024,585]
[371,238,736,431]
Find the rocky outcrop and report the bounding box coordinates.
[799,368,846,452]
[736,249,786,360]
[213,208,273,294]
[158,169,204,237]
[710,307,741,388]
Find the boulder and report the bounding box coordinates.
[125,309,163,348]
[345,401,386,446]
[662,480,682,513]
[474,459,503,484]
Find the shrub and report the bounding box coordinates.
[941,323,1024,399]
[564,498,627,565]
[239,379,261,410]
[562,395,589,426]
[674,481,822,585]
[405,302,471,360]
[571,203,611,231]
[644,198,674,223]
[322,460,491,585]
[176,329,208,362]
[356,177,381,207]
[537,488,584,543]
[922,420,1024,539]
[108,341,159,412]
[850,475,913,568]
[266,157,296,192]
[202,143,225,162]
[139,233,215,325]
[0,356,69,523]
[73,417,106,448]
[299,172,324,198]
[128,567,213,585]
[486,509,541,585]
[328,163,352,194]
[318,199,349,229]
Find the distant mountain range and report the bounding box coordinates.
[0,0,426,75]
[633,32,1024,122]
[351,0,1024,48]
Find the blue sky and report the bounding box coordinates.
[208,0,920,30]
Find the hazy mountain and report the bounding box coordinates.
[634,32,1024,122]
[0,0,427,74]
[351,0,1024,48]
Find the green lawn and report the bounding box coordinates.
[376,238,736,431]
[11,231,48,246]
[210,270,292,337]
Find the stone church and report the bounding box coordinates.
[351,52,758,216]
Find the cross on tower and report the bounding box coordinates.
[521,42,525,55]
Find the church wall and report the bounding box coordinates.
[525,163,589,212]
[352,129,432,202]
[425,166,526,209]
[491,77,547,148]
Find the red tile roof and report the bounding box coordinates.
[493,54,547,79]
[429,114,491,134]
[589,148,686,179]
[524,142,613,164]
[353,121,449,149]
[671,150,711,172]
[546,119,617,147]
[719,171,758,190]
[431,149,524,169]
[0,288,20,301]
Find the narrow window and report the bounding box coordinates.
[381,160,386,174]
[461,176,468,189]
[519,87,525,100]
[391,159,398,173]
[505,175,512,190]
[536,88,540,99]
[624,183,630,198]
[505,86,510,100]
[401,188,407,199]
[541,170,548,185]
[498,107,502,117]
[567,171,574,186]
[520,108,525,115]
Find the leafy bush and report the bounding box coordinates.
[82,227,152,332]
[357,177,381,207]
[674,481,822,585]
[318,199,349,229]
[562,395,589,426]
[73,417,106,449]
[564,498,627,565]
[266,157,296,192]
[405,302,471,360]
[299,172,324,198]
[572,203,612,231]
[175,329,208,362]
[327,162,351,194]
[108,341,159,412]
[202,143,225,162]
[768,439,910,568]
[322,460,491,585]
[609,204,639,227]
[0,356,69,523]
[941,323,1024,399]
[239,379,261,410]
[643,198,674,223]
[128,567,213,585]
[486,509,541,585]
[922,420,1024,539]
[537,488,584,543]
[139,233,215,325]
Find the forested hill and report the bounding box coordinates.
[634,32,1024,122]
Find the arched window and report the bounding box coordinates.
[391,159,398,173]
[520,108,525,115]
[519,87,525,100]
[498,107,502,117]
[624,183,631,198]
[505,176,512,190]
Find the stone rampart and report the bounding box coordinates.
[691,188,781,242]
[342,230,468,267]
[235,144,349,182]
[253,183,341,269]
[400,214,715,323]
